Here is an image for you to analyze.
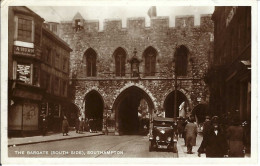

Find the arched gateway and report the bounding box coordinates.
[84,90,104,131]
[112,86,155,135]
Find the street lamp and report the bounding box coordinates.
[173,45,178,119]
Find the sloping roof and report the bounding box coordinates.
[73,12,84,20]
[42,26,72,52]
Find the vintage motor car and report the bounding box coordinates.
[149,117,178,153]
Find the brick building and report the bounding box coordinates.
[8,6,72,135]
[58,12,214,135]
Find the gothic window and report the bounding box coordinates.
[175,45,188,76]
[84,48,97,77]
[114,47,126,77]
[144,47,157,76]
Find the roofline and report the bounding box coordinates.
[14,6,45,22]
[42,26,72,52]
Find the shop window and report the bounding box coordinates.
[17,17,33,42]
[144,47,157,76]
[84,48,97,77]
[114,47,126,77]
[16,62,32,84]
[174,45,188,76]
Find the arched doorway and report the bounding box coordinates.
[192,104,208,124]
[84,90,104,131]
[164,91,189,118]
[113,86,154,135]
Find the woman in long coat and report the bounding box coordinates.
[184,117,198,154]
[226,119,245,157]
[198,117,228,157]
[62,116,69,136]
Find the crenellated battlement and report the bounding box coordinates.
[60,14,212,32]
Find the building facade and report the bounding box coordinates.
[209,6,251,121]
[8,6,72,135]
[208,6,251,152]
[58,12,214,135]
[40,25,73,132]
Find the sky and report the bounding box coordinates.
[28,6,214,29]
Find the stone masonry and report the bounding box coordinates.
[58,13,213,126]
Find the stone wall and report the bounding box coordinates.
[59,14,213,116]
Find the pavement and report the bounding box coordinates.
[177,133,206,158]
[8,131,104,147]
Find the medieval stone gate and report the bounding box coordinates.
[59,12,213,135]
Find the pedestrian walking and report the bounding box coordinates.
[198,115,212,154]
[226,117,246,157]
[184,117,198,154]
[62,116,69,136]
[198,116,228,157]
[79,117,84,133]
[177,117,184,138]
[75,116,80,133]
[42,114,47,136]
[182,117,188,145]
[202,116,211,137]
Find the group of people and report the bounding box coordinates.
[177,114,247,157]
[75,117,99,133]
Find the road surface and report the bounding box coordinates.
[8,135,178,158]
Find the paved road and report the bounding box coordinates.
[8,135,178,158]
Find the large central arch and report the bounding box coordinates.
[112,86,155,135]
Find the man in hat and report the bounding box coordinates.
[197,115,211,155]
[184,117,198,154]
[202,116,211,137]
[198,116,228,157]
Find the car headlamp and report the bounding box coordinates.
[156,136,160,141]
[160,130,165,134]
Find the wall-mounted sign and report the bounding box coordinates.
[14,45,34,56]
[17,63,31,84]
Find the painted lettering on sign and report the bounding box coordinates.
[14,45,35,56]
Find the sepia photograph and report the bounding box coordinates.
[0,0,258,165]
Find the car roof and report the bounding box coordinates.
[153,117,174,122]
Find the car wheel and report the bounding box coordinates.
[173,142,178,153]
[149,141,153,152]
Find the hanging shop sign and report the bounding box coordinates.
[14,45,34,57]
[16,63,31,84]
